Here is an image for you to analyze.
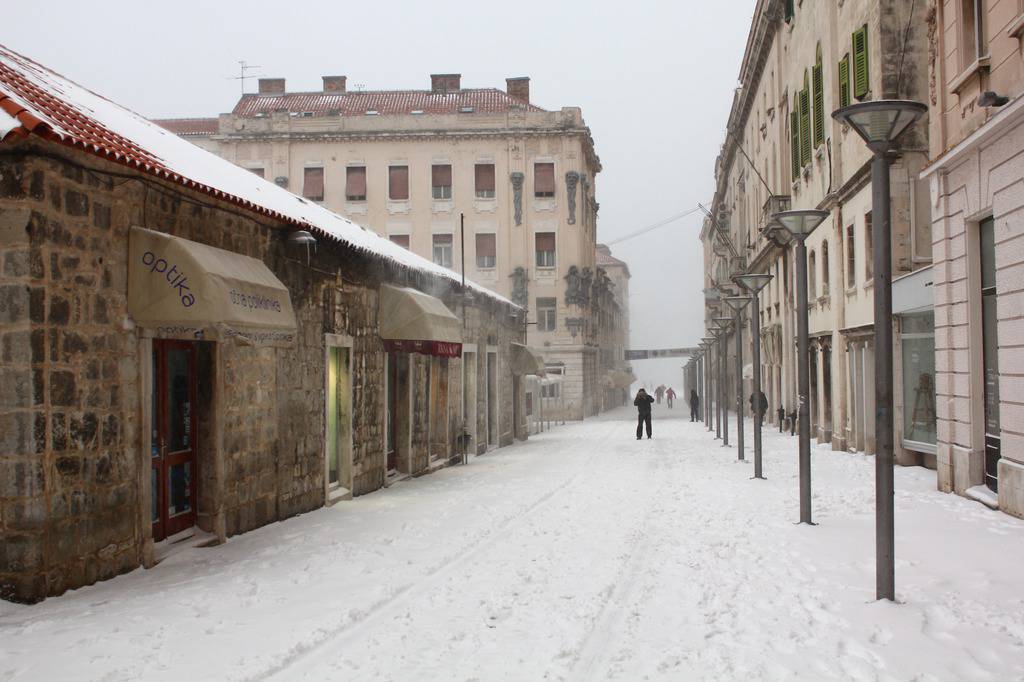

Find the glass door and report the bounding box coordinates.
[980,217,1001,491]
[152,340,197,541]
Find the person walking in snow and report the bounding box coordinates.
[634,388,655,440]
[665,387,676,408]
[655,385,665,404]
[689,389,700,422]
[749,390,769,425]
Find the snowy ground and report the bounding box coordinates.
[2,405,1024,681]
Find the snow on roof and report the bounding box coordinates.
[0,44,513,307]
[231,89,544,118]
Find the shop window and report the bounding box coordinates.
[475,163,496,198]
[537,297,556,332]
[303,167,324,201]
[346,166,367,201]
[475,233,496,269]
[432,233,453,268]
[432,164,452,200]
[389,165,409,200]
[901,311,936,450]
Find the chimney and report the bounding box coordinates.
[322,76,347,93]
[430,73,461,93]
[258,78,286,95]
[506,77,530,104]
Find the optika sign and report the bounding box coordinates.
[141,250,194,307]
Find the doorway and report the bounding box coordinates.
[326,342,353,499]
[462,349,477,455]
[486,350,498,448]
[151,340,198,542]
[386,351,399,472]
[980,216,1001,491]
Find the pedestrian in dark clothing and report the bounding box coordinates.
[749,391,769,425]
[689,389,700,422]
[665,387,676,408]
[634,388,654,439]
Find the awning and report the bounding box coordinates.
[128,227,297,347]
[511,343,545,376]
[379,284,462,357]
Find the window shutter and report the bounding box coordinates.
[838,56,851,109]
[534,163,555,195]
[433,233,453,245]
[812,62,824,147]
[432,164,452,187]
[303,167,324,201]
[475,233,496,257]
[249,167,265,178]
[389,165,409,200]
[799,88,811,166]
[853,26,869,99]
[790,111,800,179]
[535,232,556,252]
[475,163,495,193]
[346,166,366,199]
[390,234,410,249]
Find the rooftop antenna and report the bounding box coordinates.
[227,60,263,94]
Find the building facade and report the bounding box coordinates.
[596,243,632,410]
[923,0,1024,517]
[156,74,606,420]
[701,0,933,464]
[0,46,530,602]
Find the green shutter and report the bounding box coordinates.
[784,0,794,21]
[838,56,851,108]
[799,88,811,166]
[853,26,869,99]
[812,62,824,147]
[790,110,800,179]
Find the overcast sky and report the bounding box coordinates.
[5,0,753,390]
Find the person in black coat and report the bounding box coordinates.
[689,389,700,422]
[749,390,769,425]
[634,388,655,439]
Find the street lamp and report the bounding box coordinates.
[833,99,927,602]
[701,337,716,431]
[773,208,829,525]
[724,295,751,462]
[735,273,774,479]
[713,316,734,448]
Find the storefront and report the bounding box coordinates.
[893,266,936,467]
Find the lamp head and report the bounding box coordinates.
[772,209,829,240]
[832,100,927,153]
[734,273,773,294]
[723,295,751,312]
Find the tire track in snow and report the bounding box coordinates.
[253,419,623,682]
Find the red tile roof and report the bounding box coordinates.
[153,117,219,136]
[231,88,544,118]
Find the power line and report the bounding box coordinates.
[605,206,705,246]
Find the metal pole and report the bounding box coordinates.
[697,356,704,422]
[872,152,895,601]
[721,332,729,447]
[734,307,745,461]
[714,341,721,439]
[796,237,813,524]
[706,353,713,430]
[752,289,766,479]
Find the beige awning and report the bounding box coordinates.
[128,226,297,347]
[379,284,462,357]
[511,343,545,376]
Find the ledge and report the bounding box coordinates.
[1007,13,1024,40]
[948,56,991,96]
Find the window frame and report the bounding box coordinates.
[474,233,496,269]
[345,166,367,202]
[535,232,556,269]
[431,163,453,201]
[432,233,454,269]
[536,297,557,332]
[388,165,409,201]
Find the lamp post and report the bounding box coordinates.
[695,349,705,423]
[833,99,927,602]
[735,273,774,479]
[724,296,751,461]
[713,316,734,448]
[773,209,829,525]
[701,338,715,430]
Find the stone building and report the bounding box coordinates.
[922,0,1024,517]
[155,73,605,420]
[701,0,933,463]
[595,243,632,409]
[0,45,528,603]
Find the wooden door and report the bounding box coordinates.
[151,340,198,542]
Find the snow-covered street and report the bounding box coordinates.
[2,405,1023,681]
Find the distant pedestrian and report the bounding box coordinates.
[634,388,654,440]
[665,387,676,408]
[689,389,700,422]
[655,385,666,404]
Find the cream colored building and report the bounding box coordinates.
[158,74,605,419]
[922,0,1024,517]
[701,0,932,464]
[596,243,632,409]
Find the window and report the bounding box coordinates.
[249,167,265,179]
[799,72,811,166]
[431,164,452,200]
[901,311,936,449]
[535,232,556,268]
[303,167,324,201]
[475,233,496,269]
[343,166,366,201]
[475,163,496,198]
[838,55,851,109]
[390,234,410,249]
[542,382,559,398]
[809,250,817,299]
[389,165,409,201]
[432,233,453,268]
[864,212,874,280]
[846,225,856,287]
[812,46,824,148]
[852,25,870,100]
[822,240,830,295]
[960,0,987,67]
[790,109,800,180]
[537,297,556,332]
[534,163,555,198]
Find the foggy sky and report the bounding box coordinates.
[4,0,754,391]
